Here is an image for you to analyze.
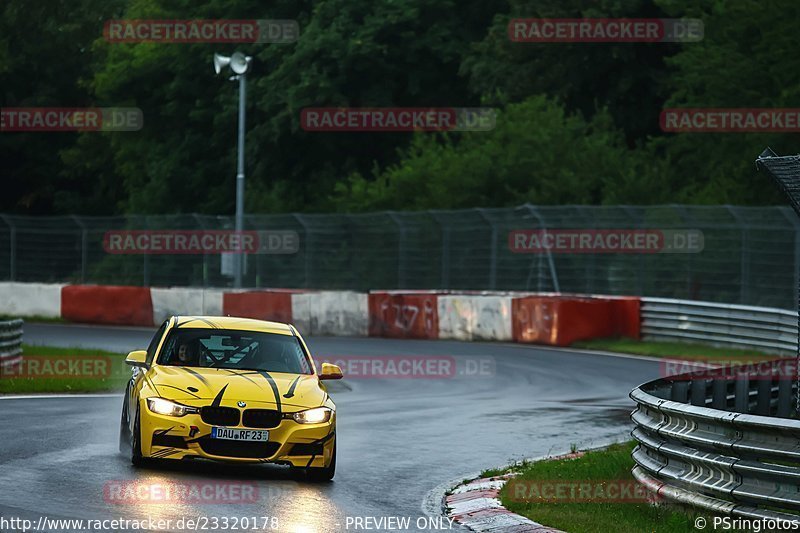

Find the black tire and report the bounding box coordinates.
[130,406,146,467]
[305,440,336,482]
[118,393,131,453]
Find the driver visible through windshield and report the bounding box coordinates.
[158,328,312,375]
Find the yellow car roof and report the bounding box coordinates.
[171,316,294,335]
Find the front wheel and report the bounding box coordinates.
[130,407,147,467]
[118,395,131,453]
[305,440,336,482]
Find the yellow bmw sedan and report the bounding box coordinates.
[119,316,342,481]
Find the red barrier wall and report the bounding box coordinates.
[369,292,439,339]
[512,296,640,346]
[222,291,293,323]
[607,296,641,340]
[61,285,154,326]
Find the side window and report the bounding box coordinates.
[145,320,169,365]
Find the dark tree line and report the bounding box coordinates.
[1,0,798,215]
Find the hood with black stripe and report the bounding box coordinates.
[149,365,325,408]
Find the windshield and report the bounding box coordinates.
[157,328,312,374]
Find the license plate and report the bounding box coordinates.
[211,427,269,441]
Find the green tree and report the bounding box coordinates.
[73,0,504,215]
[332,96,672,210]
[650,0,799,204]
[461,0,678,144]
[0,0,127,214]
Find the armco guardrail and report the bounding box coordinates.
[641,297,797,355]
[630,369,800,523]
[0,318,23,372]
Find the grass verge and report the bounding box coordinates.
[572,338,778,361]
[497,442,715,533]
[0,344,128,394]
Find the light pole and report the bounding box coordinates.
[213,52,252,288]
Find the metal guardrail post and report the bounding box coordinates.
[755,378,772,416]
[71,215,88,283]
[192,214,210,287]
[620,206,644,295]
[672,381,688,403]
[711,379,727,410]
[725,206,751,305]
[387,212,406,289]
[778,378,793,418]
[1,215,16,281]
[475,208,498,290]
[524,204,560,293]
[292,214,311,288]
[734,374,749,413]
[690,379,706,407]
[428,211,451,290]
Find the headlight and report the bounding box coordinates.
[293,407,332,424]
[146,397,199,417]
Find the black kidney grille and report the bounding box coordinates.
[242,409,281,429]
[200,406,240,426]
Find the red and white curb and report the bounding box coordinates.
[445,474,559,532]
[444,452,586,532]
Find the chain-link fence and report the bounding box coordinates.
[0,204,797,309]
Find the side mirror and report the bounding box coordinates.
[319,363,343,380]
[125,350,149,369]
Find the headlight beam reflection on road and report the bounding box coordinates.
[275,485,341,533]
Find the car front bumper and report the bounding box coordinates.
[138,399,335,468]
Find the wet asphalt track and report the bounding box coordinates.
[0,323,662,532]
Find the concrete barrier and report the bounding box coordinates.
[0,282,64,318]
[222,290,294,323]
[512,296,557,344]
[292,292,368,336]
[512,296,640,346]
[0,283,641,347]
[290,293,312,335]
[473,296,513,341]
[61,285,154,326]
[437,296,473,341]
[151,288,224,324]
[438,295,513,341]
[369,291,440,339]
